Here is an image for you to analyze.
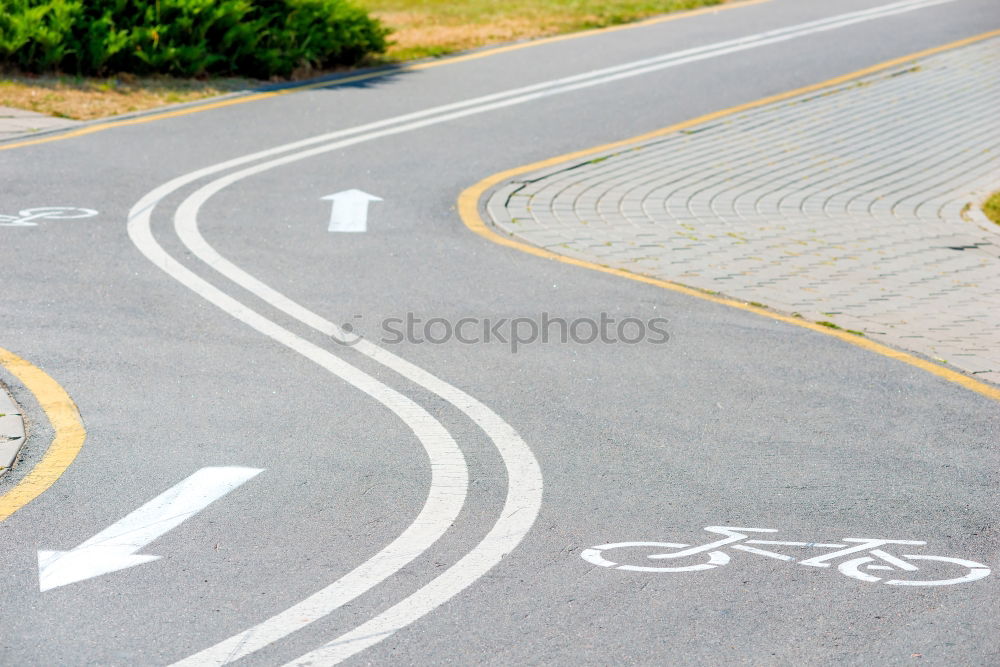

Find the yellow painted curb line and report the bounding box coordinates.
[0,347,86,521]
[458,30,1000,404]
[0,0,769,153]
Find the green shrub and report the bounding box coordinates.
[0,0,388,77]
[983,189,1000,227]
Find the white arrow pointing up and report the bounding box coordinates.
[321,189,381,232]
[37,466,263,592]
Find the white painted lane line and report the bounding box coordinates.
[322,189,381,232]
[127,195,470,664]
[136,1,957,661]
[169,140,547,667]
[160,143,546,665]
[38,467,262,592]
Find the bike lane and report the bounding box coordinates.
[181,21,999,666]
[0,0,997,663]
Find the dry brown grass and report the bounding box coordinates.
[374,12,544,56]
[365,0,724,59]
[0,75,254,121]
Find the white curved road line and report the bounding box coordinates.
[125,1,959,662]
[167,146,546,665]
[126,190,470,664]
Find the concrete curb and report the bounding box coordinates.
[0,63,405,147]
[0,106,81,142]
[0,383,26,474]
[0,90,248,146]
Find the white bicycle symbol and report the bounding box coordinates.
[582,526,991,587]
[0,207,98,227]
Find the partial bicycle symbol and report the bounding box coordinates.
[582,526,991,587]
[0,207,98,227]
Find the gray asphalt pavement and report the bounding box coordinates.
[1,0,999,664]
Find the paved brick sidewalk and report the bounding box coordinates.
[0,106,79,142]
[487,38,1000,385]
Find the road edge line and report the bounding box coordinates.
[0,347,86,521]
[457,29,1000,405]
[0,0,769,153]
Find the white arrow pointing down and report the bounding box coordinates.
[322,189,381,232]
[38,466,262,591]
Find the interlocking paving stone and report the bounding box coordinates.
[487,38,1000,385]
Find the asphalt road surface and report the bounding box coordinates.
[1,0,999,664]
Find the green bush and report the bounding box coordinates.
[0,0,388,77]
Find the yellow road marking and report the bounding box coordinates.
[0,347,86,521]
[0,0,769,153]
[458,30,1000,404]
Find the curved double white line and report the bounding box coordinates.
[125,1,959,663]
[163,171,545,665]
[127,183,477,655]
[129,169,544,667]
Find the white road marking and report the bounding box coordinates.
[156,155,545,666]
[128,191,471,664]
[839,554,992,586]
[745,540,846,548]
[586,527,991,586]
[730,544,795,561]
[867,549,919,571]
[37,467,262,592]
[798,538,926,568]
[322,189,381,232]
[0,207,97,227]
[124,0,961,661]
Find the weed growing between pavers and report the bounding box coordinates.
[983,189,1000,226]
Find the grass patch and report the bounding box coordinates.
[983,189,1000,226]
[815,321,862,335]
[2,0,723,120]
[363,0,723,60]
